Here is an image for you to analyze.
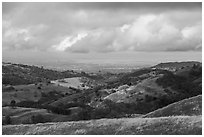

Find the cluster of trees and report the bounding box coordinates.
[14,100,71,115]
[46,106,71,115]
[31,114,46,124]
[106,68,153,89]
[16,100,41,108]
[3,114,46,125]
[2,75,34,85]
[86,100,160,119]
[6,98,175,125]
[189,64,202,78]
[3,115,11,125]
[156,67,202,99]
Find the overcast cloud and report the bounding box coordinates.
[2,2,202,53]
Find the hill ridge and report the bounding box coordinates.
[143,95,202,118]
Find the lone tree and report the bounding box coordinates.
[10,100,16,108]
[37,86,41,90]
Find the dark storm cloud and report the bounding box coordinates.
[2,2,202,53]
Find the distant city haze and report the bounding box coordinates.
[3,50,202,72]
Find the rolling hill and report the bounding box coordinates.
[153,61,201,71]
[2,61,202,135]
[2,83,75,106]
[2,94,202,135]
[2,62,104,86]
[2,107,72,125]
[143,95,202,118]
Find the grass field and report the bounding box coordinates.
[2,115,201,135]
[2,107,72,125]
[51,77,87,89]
[2,83,73,106]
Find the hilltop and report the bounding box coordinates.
[153,61,201,71]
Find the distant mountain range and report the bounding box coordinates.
[153,61,201,71]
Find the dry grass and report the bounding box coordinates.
[2,107,71,125]
[2,115,201,135]
[143,95,202,118]
[51,77,85,89]
[2,83,72,106]
[104,77,165,103]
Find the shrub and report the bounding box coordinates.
[4,115,11,125]
[13,93,17,97]
[16,101,41,108]
[156,70,201,97]
[46,106,71,115]
[76,109,91,120]
[31,114,45,124]
[145,95,155,102]
[37,86,41,90]
[10,100,16,108]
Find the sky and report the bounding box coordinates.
[2,2,202,65]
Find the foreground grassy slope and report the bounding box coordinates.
[2,115,201,135]
[143,95,202,118]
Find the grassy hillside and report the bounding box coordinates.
[143,95,202,118]
[2,83,74,106]
[2,61,202,135]
[2,107,72,125]
[3,64,201,121]
[2,62,104,86]
[2,115,201,135]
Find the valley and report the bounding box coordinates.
[2,61,202,135]
[2,2,202,135]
